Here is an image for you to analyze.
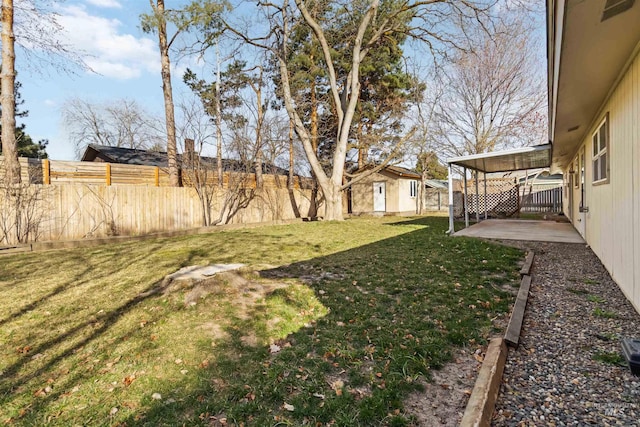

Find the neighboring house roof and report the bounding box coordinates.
[81,144,291,175]
[424,179,448,189]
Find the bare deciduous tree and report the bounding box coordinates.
[433,13,547,159]
[62,97,164,158]
[226,0,492,220]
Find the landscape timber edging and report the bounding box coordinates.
[460,250,535,426]
[459,338,508,427]
[519,251,535,276]
[504,272,534,348]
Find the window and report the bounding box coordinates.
[592,114,609,183]
[409,180,417,198]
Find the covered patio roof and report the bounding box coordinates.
[445,144,554,235]
[447,144,552,173]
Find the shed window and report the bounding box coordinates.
[409,180,417,198]
[592,115,609,183]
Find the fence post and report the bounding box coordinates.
[106,163,112,186]
[155,167,160,187]
[43,159,51,184]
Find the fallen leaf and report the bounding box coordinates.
[331,380,344,396]
[269,344,281,354]
[283,403,295,412]
[16,346,31,354]
[110,407,118,416]
[123,375,135,387]
[151,393,162,400]
[473,354,484,363]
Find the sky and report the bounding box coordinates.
[17,0,201,161]
[14,0,547,163]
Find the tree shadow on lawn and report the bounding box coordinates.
[115,217,523,426]
[0,241,216,424]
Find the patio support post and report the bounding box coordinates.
[463,167,469,228]
[484,172,488,220]
[447,163,455,235]
[475,171,480,223]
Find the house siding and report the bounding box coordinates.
[350,170,417,215]
[397,178,418,213]
[563,50,640,311]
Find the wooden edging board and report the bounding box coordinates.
[460,251,534,426]
[459,338,508,427]
[519,251,535,276]
[504,274,533,348]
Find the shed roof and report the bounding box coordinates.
[424,179,448,189]
[383,165,421,179]
[447,144,552,174]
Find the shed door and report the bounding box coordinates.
[373,182,386,212]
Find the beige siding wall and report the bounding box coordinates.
[563,50,640,312]
[397,178,418,213]
[350,171,418,214]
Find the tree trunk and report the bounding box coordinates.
[154,0,179,187]
[215,41,223,187]
[1,0,20,184]
[419,168,428,214]
[307,80,319,218]
[323,180,343,221]
[254,79,264,189]
[288,119,294,190]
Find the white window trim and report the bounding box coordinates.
[409,180,417,198]
[592,113,610,185]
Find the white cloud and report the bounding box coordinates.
[56,5,158,80]
[86,0,123,8]
[44,99,57,107]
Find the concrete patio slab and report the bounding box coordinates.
[453,219,585,244]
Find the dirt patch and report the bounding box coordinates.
[404,348,481,426]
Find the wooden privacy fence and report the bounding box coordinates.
[0,183,313,245]
[0,157,317,245]
[520,187,563,213]
[0,156,311,190]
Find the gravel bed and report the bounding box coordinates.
[493,241,640,427]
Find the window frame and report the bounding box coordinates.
[592,113,610,185]
[409,180,417,198]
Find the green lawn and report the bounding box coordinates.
[0,216,522,426]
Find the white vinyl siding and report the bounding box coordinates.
[574,49,640,313]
